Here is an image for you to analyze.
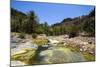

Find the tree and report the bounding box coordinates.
[42,22,49,35]
[88,9,95,17]
[23,11,39,34]
[11,8,26,33]
[66,26,80,38]
[35,24,45,34]
[82,17,95,36]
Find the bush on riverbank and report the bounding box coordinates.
[32,33,37,38]
[18,33,25,39]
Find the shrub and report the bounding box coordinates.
[69,32,78,38]
[82,17,95,36]
[32,33,37,38]
[66,26,79,38]
[18,33,25,39]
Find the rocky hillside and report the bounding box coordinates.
[11,8,26,18]
[53,9,95,27]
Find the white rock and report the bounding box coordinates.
[48,39,59,44]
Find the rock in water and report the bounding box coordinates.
[39,47,85,64]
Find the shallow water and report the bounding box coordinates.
[11,38,92,66]
[39,47,85,64]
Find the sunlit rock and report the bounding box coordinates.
[11,61,26,66]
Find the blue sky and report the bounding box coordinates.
[11,0,95,25]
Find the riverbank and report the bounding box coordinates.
[11,33,95,66]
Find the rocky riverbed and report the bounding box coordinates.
[11,35,95,66]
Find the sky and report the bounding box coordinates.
[11,0,95,25]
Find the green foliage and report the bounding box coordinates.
[11,8,26,32]
[11,8,39,34]
[82,17,95,36]
[32,33,37,38]
[11,8,95,37]
[66,26,80,38]
[18,33,25,39]
[26,11,39,34]
[50,26,67,36]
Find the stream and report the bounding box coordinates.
[11,38,86,66]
